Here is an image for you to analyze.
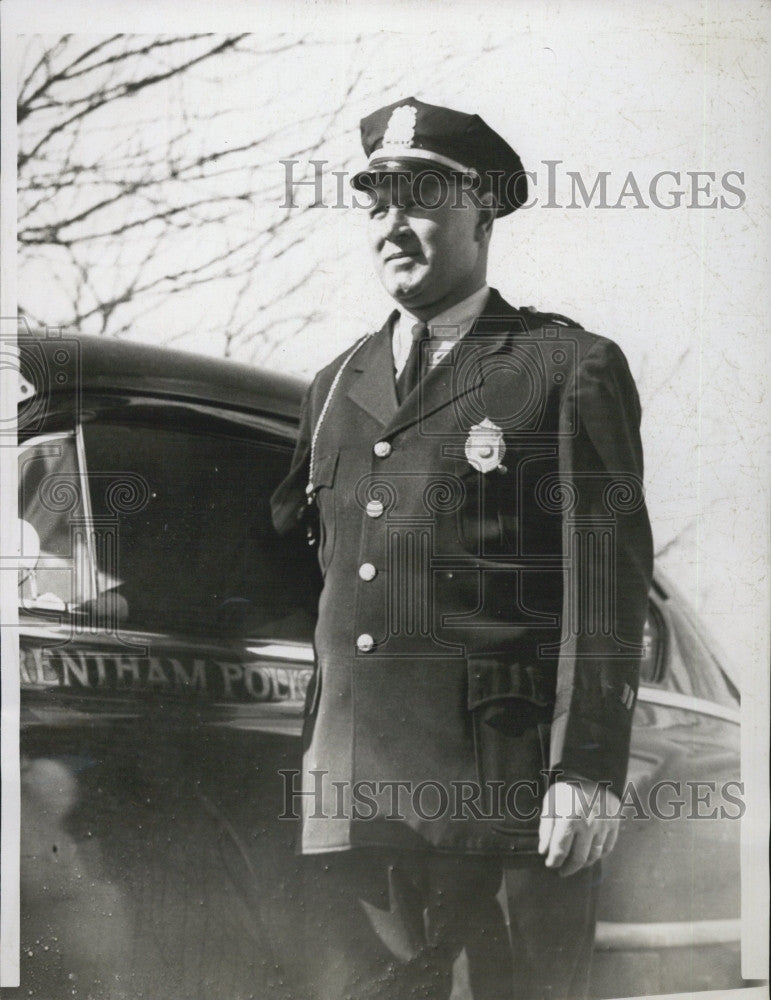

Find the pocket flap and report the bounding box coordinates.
[467,656,554,711]
[311,451,338,490]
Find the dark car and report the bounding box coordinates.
[12,332,742,999]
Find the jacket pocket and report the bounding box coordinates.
[467,656,554,844]
[312,452,338,574]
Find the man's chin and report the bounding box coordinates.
[392,293,430,315]
[382,276,429,308]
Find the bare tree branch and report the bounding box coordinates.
[16,32,377,355]
[19,35,249,167]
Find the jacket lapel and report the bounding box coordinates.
[345,311,399,426]
[384,288,527,437]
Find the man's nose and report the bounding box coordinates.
[383,203,409,238]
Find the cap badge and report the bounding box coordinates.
[382,104,418,149]
[465,418,506,474]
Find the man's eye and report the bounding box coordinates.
[369,204,387,219]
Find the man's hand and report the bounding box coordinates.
[538,779,621,877]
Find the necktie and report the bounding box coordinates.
[396,321,429,403]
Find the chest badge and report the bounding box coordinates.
[464,418,506,474]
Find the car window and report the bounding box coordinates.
[639,587,738,709]
[638,604,664,684]
[663,599,739,708]
[75,410,320,640]
[18,431,97,612]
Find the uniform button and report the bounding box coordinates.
[373,440,392,458]
[359,562,377,581]
[366,499,385,518]
[356,633,375,653]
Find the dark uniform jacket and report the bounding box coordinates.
[271,288,653,856]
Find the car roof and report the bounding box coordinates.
[19,332,307,421]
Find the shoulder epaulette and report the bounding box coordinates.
[520,305,584,329]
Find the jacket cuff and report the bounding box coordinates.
[549,712,632,801]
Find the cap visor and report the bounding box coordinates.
[351,156,465,191]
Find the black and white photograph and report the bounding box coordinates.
[1,2,769,999]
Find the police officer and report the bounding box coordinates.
[272,97,653,999]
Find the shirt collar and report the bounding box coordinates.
[398,284,490,342]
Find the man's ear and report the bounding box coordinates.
[475,191,496,241]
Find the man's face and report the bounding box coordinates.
[366,172,488,315]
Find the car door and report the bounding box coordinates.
[17,396,320,1000]
[591,579,742,997]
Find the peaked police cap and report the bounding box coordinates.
[351,97,527,216]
